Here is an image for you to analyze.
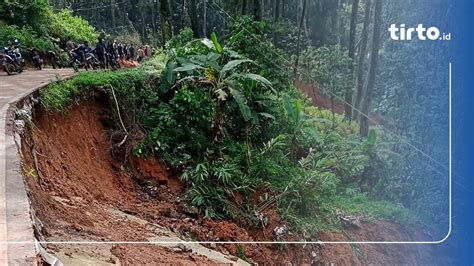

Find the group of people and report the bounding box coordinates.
[2,36,152,75]
[65,37,151,70]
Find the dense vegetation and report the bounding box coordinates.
[6,0,450,237]
[41,30,417,234]
[0,0,97,53]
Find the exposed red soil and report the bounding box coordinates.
[119,60,140,68]
[295,80,345,115]
[295,80,390,127]
[21,97,443,265]
[318,221,452,265]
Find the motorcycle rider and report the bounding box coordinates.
[10,39,24,67]
[82,41,92,54]
[66,37,76,52]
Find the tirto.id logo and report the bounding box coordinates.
[388,24,451,41]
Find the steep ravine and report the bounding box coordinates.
[18,95,445,265]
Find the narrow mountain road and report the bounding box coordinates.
[0,68,74,265]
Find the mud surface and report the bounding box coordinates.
[21,97,446,265]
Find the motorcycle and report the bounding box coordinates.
[69,48,84,71]
[47,51,58,69]
[1,48,23,75]
[106,52,120,69]
[29,48,43,70]
[12,47,25,68]
[84,51,99,70]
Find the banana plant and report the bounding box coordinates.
[169,32,275,140]
[282,93,322,160]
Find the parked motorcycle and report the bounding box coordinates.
[29,48,43,70]
[47,50,58,69]
[1,47,23,75]
[11,47,25,68]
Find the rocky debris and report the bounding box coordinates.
[182,205,199,216]
[273,225,290,238]
[336,209,362,229]
[177,243,192,252]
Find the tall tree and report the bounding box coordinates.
[360,0,382,137]
[242,0,248,15]
[110,0,116,30]
[160,0,173,44]
[203,0,207,37]
[253,0,262,20]
[345,0,360,120]
[272,0,281,45]
[353,0,372,121]
[188,0,201,37]
[293,0,307,78]
[140,0,147,41]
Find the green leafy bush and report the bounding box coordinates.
[39,32,417,234]
[0,25,55,52]
[46,9,98,44]
[225,16,292,92]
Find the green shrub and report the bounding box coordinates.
[0,25,55,52]
[46,9,98,45]
[38,33,418,235]
[299,45,354,99]
[165,27,194,50]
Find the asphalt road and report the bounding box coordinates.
[0,68,74,265]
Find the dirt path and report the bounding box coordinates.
[0,68,74,264]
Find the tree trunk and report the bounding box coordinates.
[151,0,157,40]
[353,0,372,121]
[272,0,281,45]
[345,0,360,120]
[188,0,201,37]
[140,0,146,41]
[242,0,248,15]
[160,0,173,44]
[359,0,382,137]
[181,0,186,29]
[111,0,116,29]
[254,0,262,20]
[203,0,207,37]
[335,0,341,45]
[293,0,307,79]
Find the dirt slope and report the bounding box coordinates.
[20,97,446,265]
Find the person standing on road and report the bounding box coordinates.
[137,47,145,62]
[123,44,129,60]
[117,43,124,60]
[95,38,106,68]
[128,44,135,61]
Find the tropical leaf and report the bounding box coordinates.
[240,73,274,92]
[229,88,252,121]
[259,112,275,120]
[173,63,204,72]
[221,59,253,75]
[210,32,223,54]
